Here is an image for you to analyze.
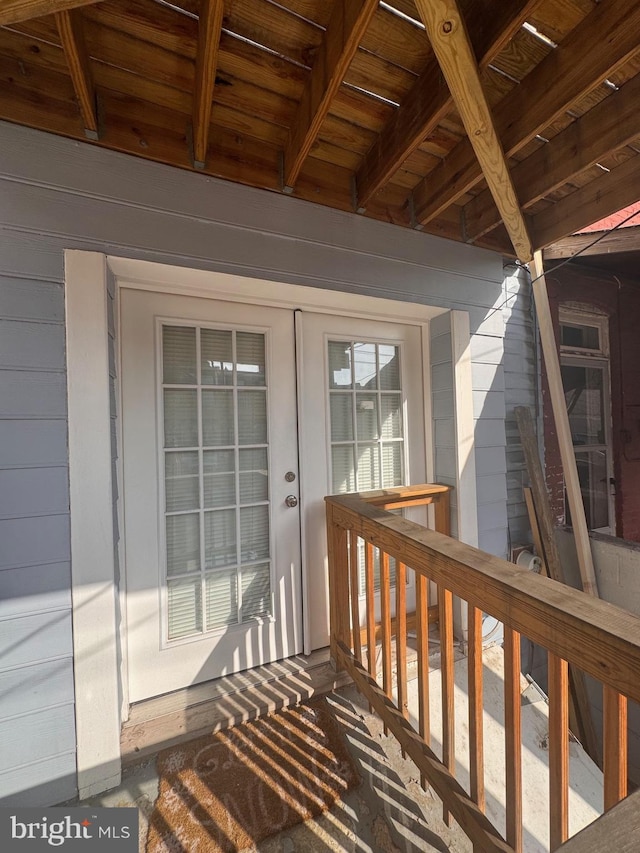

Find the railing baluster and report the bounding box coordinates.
[504,626,523,853]
[468,605,485,817]
[548,651,569,850]
[381,550,393,735]
[603,685,628,811]
[416,570,430,790]
[348,530,362,663]
[396,560,408,759]
[365,541,376,689]
[440,584,455,826]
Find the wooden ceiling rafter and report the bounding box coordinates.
[0,0,101,26]
[191,0,224,169]
[464,71,640,242]
[55,8,98,139]
[414,0,532,261]
[355,0,539,211]
[411,0,640,228]
[544,226,640,261]
[282,0,378,191]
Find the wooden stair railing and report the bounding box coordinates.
[326,485,640,853]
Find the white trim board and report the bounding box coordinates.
[66,250,477,797]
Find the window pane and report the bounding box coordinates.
[332,445,355,493]
[204,509,236,569]
[328,341,352,388]
[240,505,270,563]
[380,394,402,439]
[357,444,380,491]
[238,391,267,444]
[205,570,238,629]
[166,513,200,576]
[203,449,235,507]
[165,451,199,512]
[354,343,377,389]
[164,389,198,447]
[241,563,271,621]
[570,451,609,530]
[330,394,353,441]
[202,390,234,446]
[201,328,233,386]
[382,443,403,487]
[560,323,599,350]
[239,448,268,503]
[168,577,202,639]
[562,364,605,445]
[379,345,400,390]
[237,332,266,386]
[163,326,196,385]
[356,393,379,440]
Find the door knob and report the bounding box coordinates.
[285,495,298,508]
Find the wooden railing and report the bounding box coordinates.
[326,485,640,853]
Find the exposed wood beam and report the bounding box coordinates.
[355,0,538,211]
[414,0,532,260]
[0,0,101,25]
[192,0,224,168]
[55,9,98,139]
[412,0,640,227]
[283,0,378,191]
[532,154,640,249]
[544,225,640,261]
[464,71,640,242]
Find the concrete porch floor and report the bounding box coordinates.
[74,681,472,853]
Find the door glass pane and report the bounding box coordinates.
[163,326,196,384]
[332,445,355,493]
[203,450,235,507]
[562,364,605,445]
[165,451,200,511]
[164,389,198,447]
[166,514,200,576]
[329,341,352,388]
[237,332,266,386]
[354,343,378,389]
[201,329,233,386]
[330,394,353,441]
[356,394,379,440]
[380,394,402,439]
[382,443,403,488]
[162,324,273,640]
[356,445,380,491]
[379,345,400,390]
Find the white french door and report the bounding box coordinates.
[120,290,302,702]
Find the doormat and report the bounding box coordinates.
[146,697,360,852]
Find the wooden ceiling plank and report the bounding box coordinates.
[413,0,640,226]
[413,0,532,260]
[55,9,97,139]
[283,0,378,190]
[355,0,539,210]
[0,0,101,26]
[532,152,640,249]
[543,226,640,261]
[192,0,224,168]
[464,70,640,241]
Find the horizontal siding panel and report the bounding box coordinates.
[0,752,76,807]
[0,320,65,370]
[0,277,64,322]
[475,446,507,476]
[432,389,454,419]
[0,467,69,519]
[431,362,453,392]
[0,562,71,619]
[468,308,504,337]
[434,418,455,448]
[0,609,72,670]
[473,390,506,420]
[435,447,456,478]
[470,335,503,364]
[472,362,504,392]
[0,658,74,720]
[478,527,508,558]
[0,420,68,468]
[475,473,508,504]
[429,332,451,365]
[0,229,66,282]
[0,704,76,772]
[0,370,67,418]
[474,419,507,448]
[0,515,70,569]
[478,500,509,532]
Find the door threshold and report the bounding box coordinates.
[120,649,350,765]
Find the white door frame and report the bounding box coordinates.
[65,250,477,797]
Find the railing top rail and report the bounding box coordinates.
[325,489,640,707]
[357,484,451,506]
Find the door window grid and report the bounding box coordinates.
[162,324,272,641]
[328,340,405,595]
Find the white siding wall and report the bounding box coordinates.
[0,121,516,804]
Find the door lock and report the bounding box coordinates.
[285,495,298,508]
[285,471,296,482]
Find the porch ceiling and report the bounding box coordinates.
[2,0,640,262]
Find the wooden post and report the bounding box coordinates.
[326,503,350,669]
